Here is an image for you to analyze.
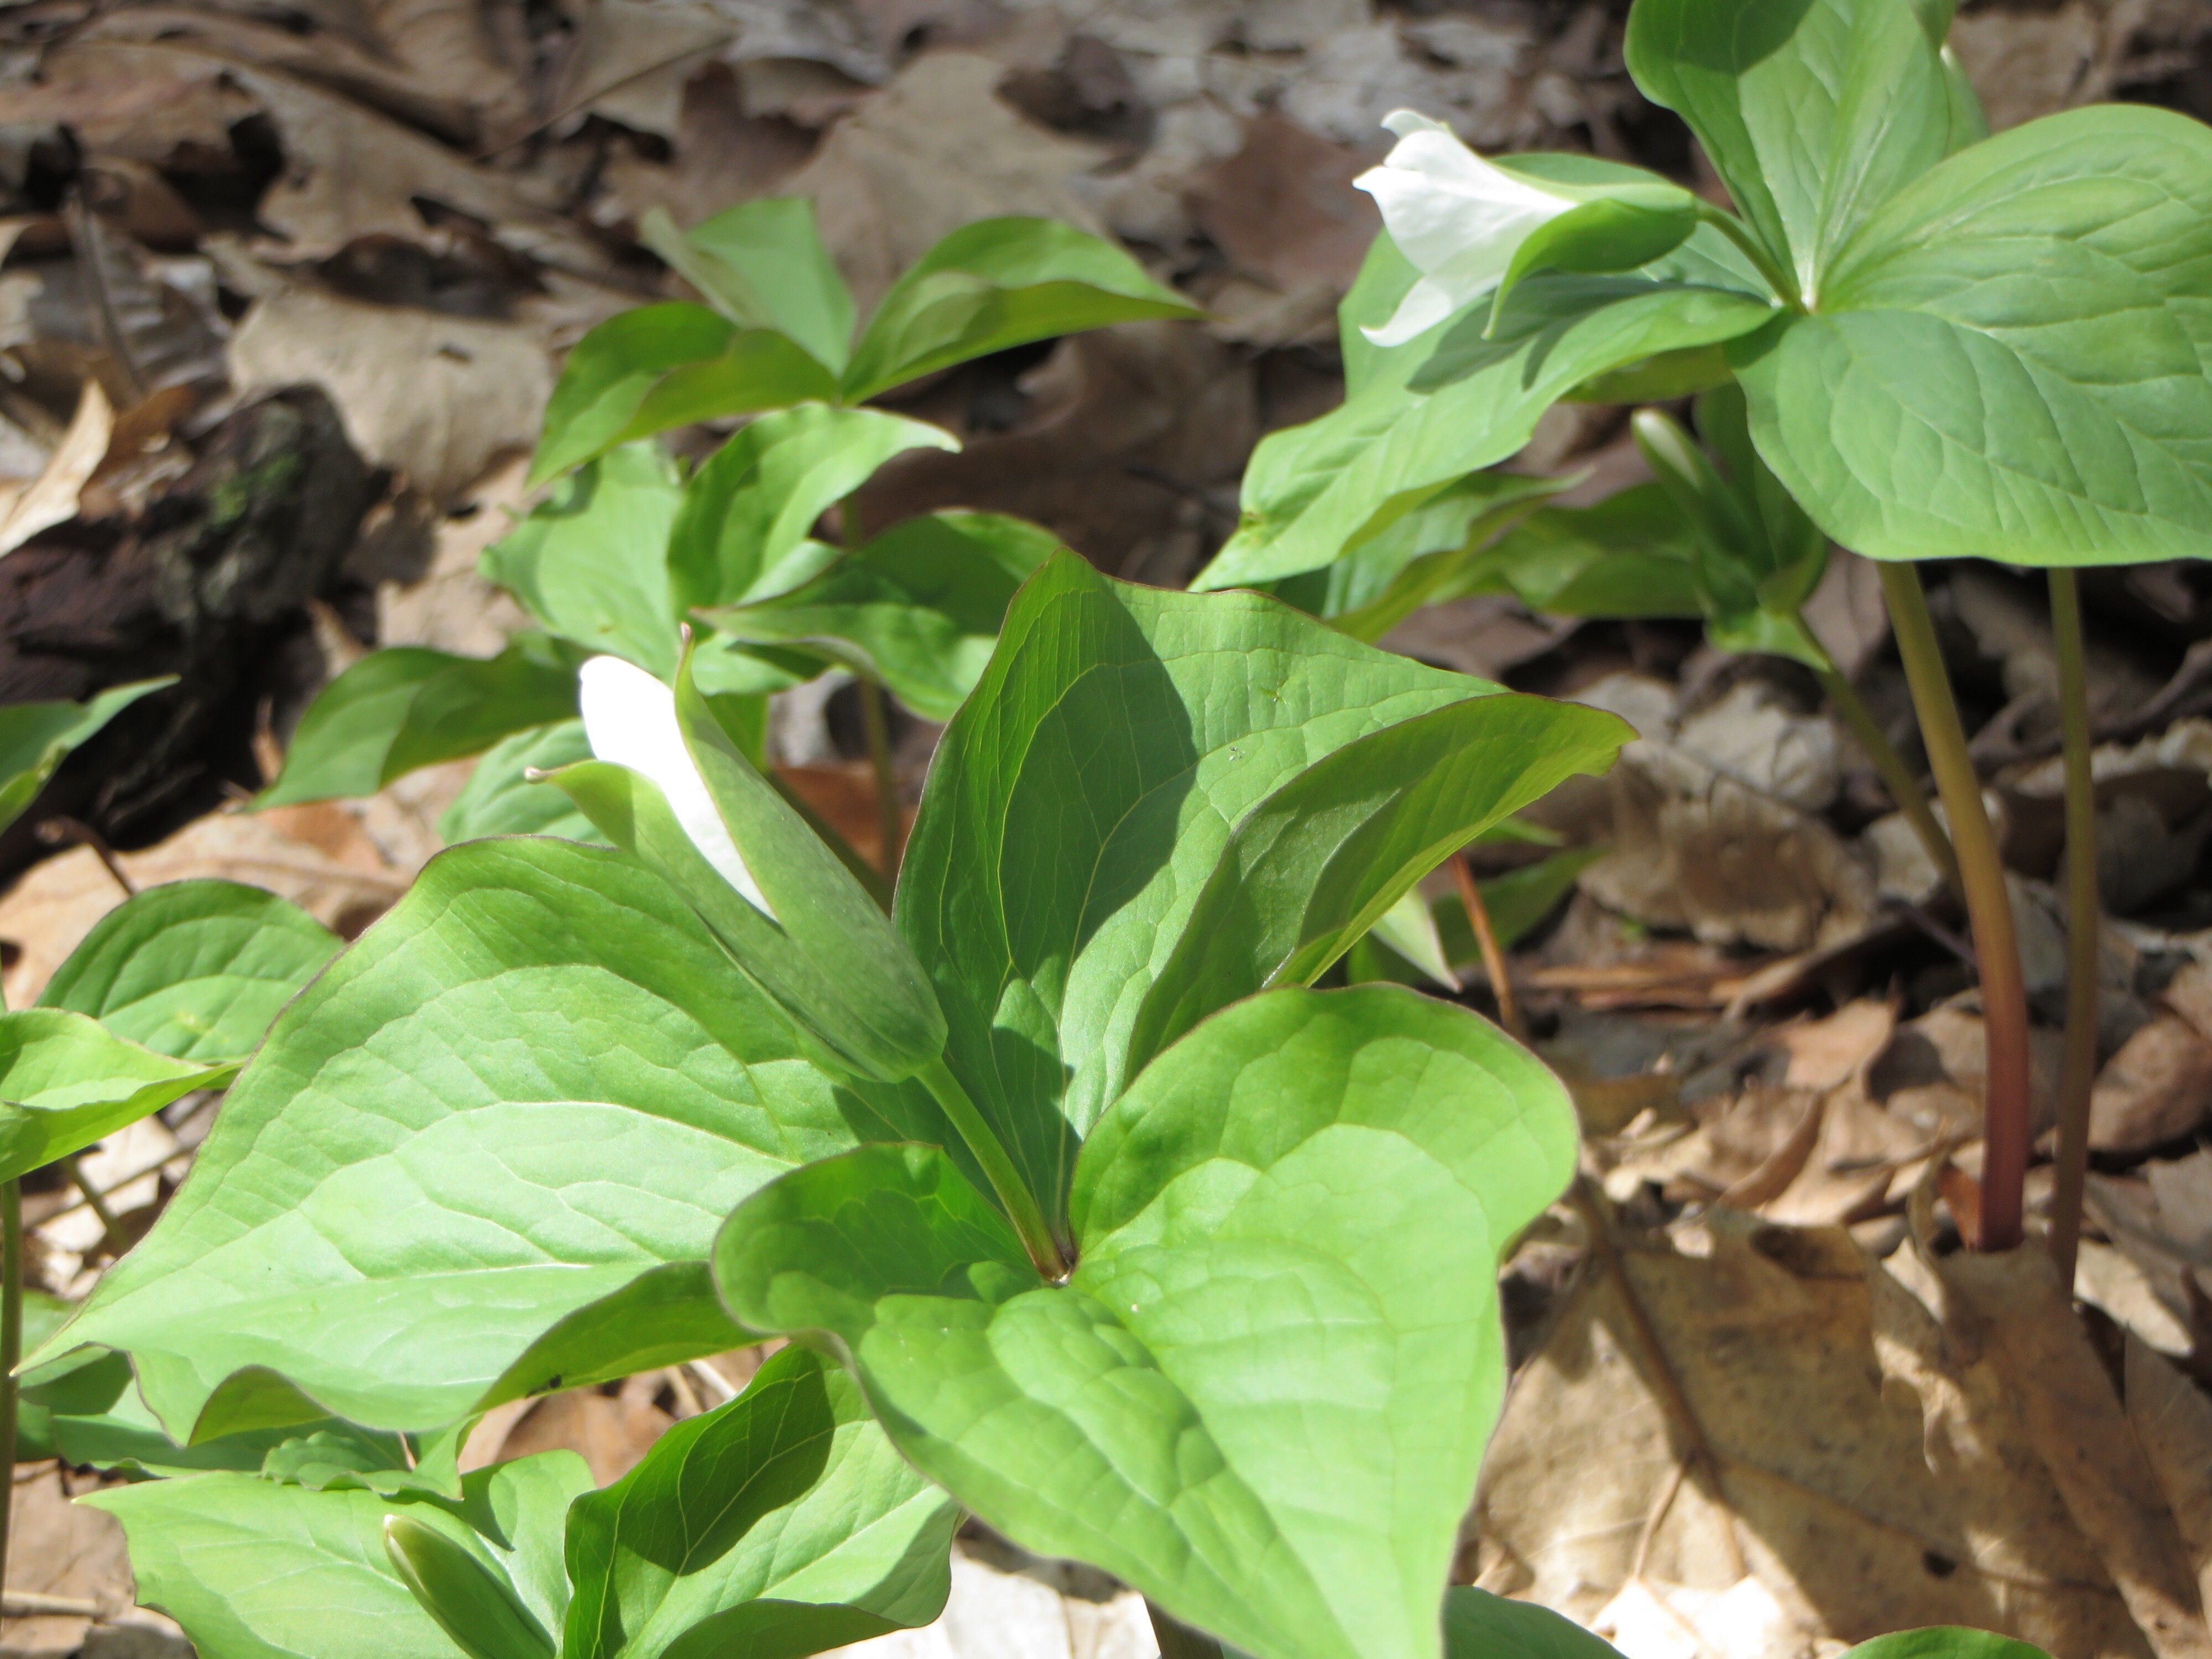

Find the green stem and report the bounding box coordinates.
[916,1057,1068,1280]
[1,1180,19,1601]
[1879,563,2031,1251]
[1147,1603,1229,1659]
[1695,204,1798,309]
[1812,660,1961,900]
[857,677,905,880]
[2047,568,2099,1286]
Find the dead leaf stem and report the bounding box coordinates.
[1455,853,1525,1044]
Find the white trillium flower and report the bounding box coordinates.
[1354,109,1577,348]
[578,654,778,920]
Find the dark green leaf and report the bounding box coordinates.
[666,405,957,614]
[1624,0,1954,302]
[35,838,942,1434]
[564,1344,957,1659]
[1493,193,1698,320]
[262,638,583,808]
[898,552,1577,1233]
[716,984,1578,1659]
[703,511,1062,721]
[642,200,854,377]
[482,446,685,677]
[0,677,171,837]
[531,304,838,484]
[1194,265,1776,590]
[1441,1588,1623,1659]
[38,880,340,1062]
[1840,1632,2053,1659]
[435,721,607,846]
[842,217,1202,402]
[1734,105,2212,566]
[386,1513,556,1659]
[1462,485,1704,619]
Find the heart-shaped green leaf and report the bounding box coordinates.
[482,445,685,677]
[702,511,1061,721]
[1193,257,1776,591]
[259,638,585,810]
[35,838,946,1434]
[0,676,172,837]
[531,304,838,484]
[563,1344,957,1659]
[38,880,340,1062]
[86,1452,591,1659]
[1733,104,2212,566]
[715,983,1577,1659]
[841,217,1202,403]
[667,405,959,614]
[641,199,855,377]
[1624,0,1957,303]
[0,1009,233,1184]
[898,552,1621,1237]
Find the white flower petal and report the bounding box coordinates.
[1354,113,1574,339]
[579,655,776,920]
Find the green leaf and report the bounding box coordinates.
[643,200,855,377]
[564,1344,957,1659]
[1491,192,1698,321]
[435,721,607,846]
[1365,886,1457,988]
[842,217,1202,403]
[0,1009,231,1183]
[34,837,942,1434]
[715,984,1578,1659]
[1733,104,2212,566]
[1195,265,1776,591]
[86,1453,592,1659]
[704,511,1062,721]
[531,304,838,484]
[1840,1633,2053,1659]
[0,677,171,837]
[1322,474,1577,643]
[38,880,340,1062]
[263,638,584,808]
[897,552,1622,1235]
[1340,231,1422,400]
[667,405,959,614]
[1125,693,1630,1073]
[1441,1588,1624,1659]
[549,650,945,1084]
[386,1514,556,1659]
[1624,0,1954,302]
[483,445,685,677]
[1462,484,1704,618]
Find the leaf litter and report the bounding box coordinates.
[3,2,2212,1656]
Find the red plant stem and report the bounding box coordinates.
[1879,563,2031,1251]
[2047,568,2100,1285]
[1454,853,1527,1045]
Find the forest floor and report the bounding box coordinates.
[6,0,2212,1655]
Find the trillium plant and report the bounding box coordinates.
[6,1,2195,1655]
[1206,0,2212,1266]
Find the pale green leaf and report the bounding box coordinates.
[842,217,1201,403]
[0,1009,231,1183]
[644,199,855,377]
[435,721,606,846]
[35,838,943,1434]
[714,984,1578,1659]
[667,405,958,613]
[0,677,171,837]
[39,880,340,1062]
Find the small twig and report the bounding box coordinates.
[1896,903,1977,968]
[2,1591,103,1619]
[1569,1177,1747,1582]
[685,1360,739,1406]
[1454,853,1526,1044]
[35,817,133,896]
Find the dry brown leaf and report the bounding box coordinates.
[552,0,737,137]
[1776,999,1896,1092]
[0,378,112,557]
[375,456,537,655]
[228,284,551,504]
[783,52,1114,311]
[2126,1335,2212,1621]
[1939,1245,2212,1659]
[2078,1241,2195,1358]
[2,1469,134,1654]
[2088,1151,2212,1356]
[0,807,410,1008]
[488,1375,675,1486]
[1870,1002,2064,1142]
[1187,111,1378,294]
[2090,1012,2212,1154]
[1471,1210,2155,1656]
[1758,1088,1927,1228]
